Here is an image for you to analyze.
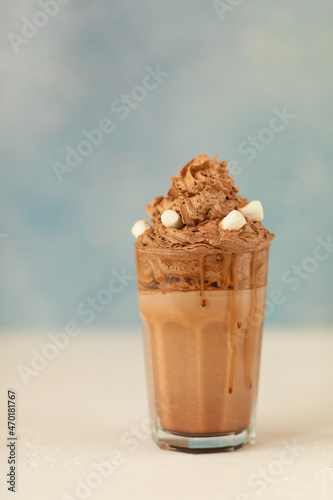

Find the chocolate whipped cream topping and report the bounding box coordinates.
[137,154,274,253]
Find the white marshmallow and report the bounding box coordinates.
[238,200,264,221]
[131,220,150,238]
[219,210,246,231]
[161,210,184,229]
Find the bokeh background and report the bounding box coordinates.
[1,0,332,331]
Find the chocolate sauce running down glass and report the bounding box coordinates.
[135,245,270,452]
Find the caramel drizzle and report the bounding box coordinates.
[199,255,207,307]
[228,254,240,394]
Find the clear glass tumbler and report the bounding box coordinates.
[135,245,270,452]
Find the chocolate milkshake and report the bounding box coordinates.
[132,154,274,452]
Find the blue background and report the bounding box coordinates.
[1,0,332,330]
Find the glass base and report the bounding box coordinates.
[153,425,255,453]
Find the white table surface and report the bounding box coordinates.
[0,328,333,500]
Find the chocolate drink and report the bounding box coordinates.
[139,289,265,434]
[133,155,274,452]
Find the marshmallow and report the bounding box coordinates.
[219,210,246,231]
[161,210,184,229]
[131,220,150,238]
[238,200,264,221]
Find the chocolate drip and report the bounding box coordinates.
[252,251,258,313]
[245,251,259,390]
[199,255,207,307]
[228,254,240,394]
[222,254,231,288]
